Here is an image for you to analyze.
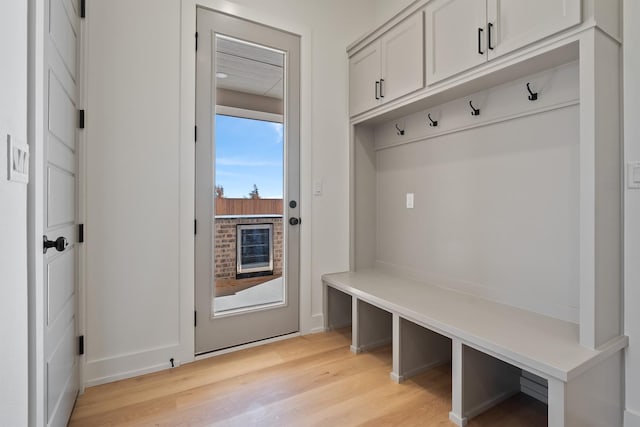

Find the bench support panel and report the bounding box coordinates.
[450,340,520,426]
[351,298,392,353]
[391,315,452,383]
[324,286,353,331]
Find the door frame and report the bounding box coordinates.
[180,0,315,358]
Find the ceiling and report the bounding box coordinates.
[216,36,284,100]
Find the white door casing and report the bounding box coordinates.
[30,0,81,425]
[195,7,301,354]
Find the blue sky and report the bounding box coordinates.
[215,114,284,199]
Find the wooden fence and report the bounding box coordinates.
[215,198,283,216]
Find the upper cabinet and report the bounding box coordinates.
[349,13,424,117]
[426,0,581,84]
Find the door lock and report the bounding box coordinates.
[289,217,301,226]
[43,236,69,254]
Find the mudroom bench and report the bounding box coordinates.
[322,270,627,427]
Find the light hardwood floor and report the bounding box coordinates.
[69,329,547,426]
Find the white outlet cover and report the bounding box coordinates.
[406,192,414,209]
[629,162,640,189]
[7,135,29,184]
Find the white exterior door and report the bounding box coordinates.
[33,0,81,425]
[426,0,487,84]
[195,8,301,354]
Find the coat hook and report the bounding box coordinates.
[526,82,538,101]
[427,113,438,127]
[469,100,480,116]
[395,124,405,136]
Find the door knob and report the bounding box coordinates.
[289,217,301,226]
[43,236,69,254]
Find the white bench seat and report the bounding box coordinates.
[322,269,627,426]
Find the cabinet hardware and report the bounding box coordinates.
[488,22,494,50]
[380,79,385,98]
[428,113,438,127]
[478,27,484,55]
[375,81,380,100]
[469,100,480,116]
[526,82,538,101]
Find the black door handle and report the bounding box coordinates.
[289,217,301,226]
[478,27,484,55]
[43,235,69,254]
[488,22,494,50]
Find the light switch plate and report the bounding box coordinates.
[629,162,640,189]
[7,135,29,184]
[313,180,323,196]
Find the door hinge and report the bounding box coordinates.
[194,311,197,327]
[195,125,197,142]
[78,224,84,243]
[194,219,197,235]
[195,32,198,51]
[78,335,85,355]
[80,0,86,18]
[78,110,85,129]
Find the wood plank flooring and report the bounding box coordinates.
[69,329,547,426]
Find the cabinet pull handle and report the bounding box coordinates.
[488,22,494,50]
[478,27,484,55]
[375,81,380,100]
[380,79,385,98]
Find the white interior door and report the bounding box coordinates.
[37,0,81,424]
[195,7,301,354]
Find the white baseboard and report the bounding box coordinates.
[351,337,392,354]
[391,360,450,383]
[301,313,325,335]
[84,344,184,387]
[465,390,520,419]
[448,411,468,426]
[625,410,640,427]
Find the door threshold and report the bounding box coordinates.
[195,331,300,360]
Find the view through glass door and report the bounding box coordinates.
[195,8,300,354]
[213,113,285,314]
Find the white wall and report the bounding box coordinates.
[624,1,640,425]
[83,0,375,384]
[84,0,186,384]
[0,1,29,425]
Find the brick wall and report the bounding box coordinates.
[214,217,284,280]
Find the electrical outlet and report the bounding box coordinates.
[406,193,414,209]
[629,162,640,189]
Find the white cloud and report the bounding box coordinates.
[269,122,284,144]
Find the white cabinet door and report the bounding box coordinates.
[426,0,487,85]
[487,0,581,60]
[381,12,424,104]
[349,43,382,116]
